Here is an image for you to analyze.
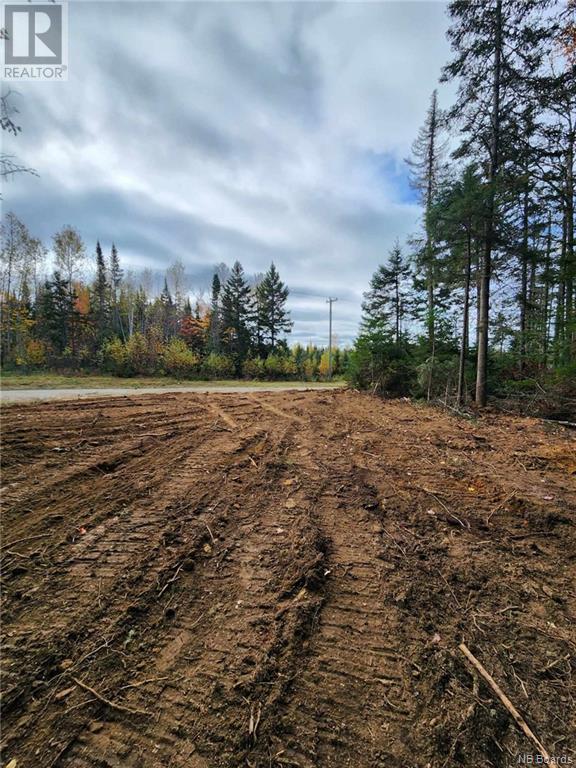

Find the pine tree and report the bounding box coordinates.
[221,261,253,373]
[256,263,292,354]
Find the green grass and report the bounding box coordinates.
[0,371,344,390]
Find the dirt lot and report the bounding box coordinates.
[1,390,575,767]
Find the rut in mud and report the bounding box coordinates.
[1,390,575,767]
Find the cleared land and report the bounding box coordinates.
[1,390,575,767]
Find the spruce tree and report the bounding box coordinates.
[110,243,125,340]
[256,263,292,354]
[221,261,253,373]
[160,278,176,340]
[362,242,410,345]
[406,90,447,352]
[208,273,221,352]
[93,241,109,342]
[39,271,75,353]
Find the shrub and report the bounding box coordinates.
[201,353,235,379]
[126,332,162,375]
[23,339,47,368]
[415,356,459,399]
[162,338,199,378]
[303,358,318,380]
[282,356,297,378]
[102,332,161,376]
[102,337,128,375]
[263,354,285,379]
[347,333,416,396]
[243,357,266,380]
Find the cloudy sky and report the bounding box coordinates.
[2,0,454,346]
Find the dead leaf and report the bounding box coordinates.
[285,499,296,509]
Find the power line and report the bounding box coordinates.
[326,297,338,380]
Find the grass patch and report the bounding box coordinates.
[0,371,344,390]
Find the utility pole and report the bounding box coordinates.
[327,297,338,379]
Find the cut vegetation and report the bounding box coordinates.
[1,389,574,767]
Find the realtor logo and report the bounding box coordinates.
[1,2,68,81]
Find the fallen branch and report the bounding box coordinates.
[69,676,151,716]
[541,419,576,429]
[458,643,550,761]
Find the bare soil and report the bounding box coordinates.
[1,390,574,767]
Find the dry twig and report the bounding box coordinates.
[69,676,151,717]
[459,643,550,761]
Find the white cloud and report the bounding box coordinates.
[2,0,453,345]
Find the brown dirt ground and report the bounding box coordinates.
[1,389,575,768]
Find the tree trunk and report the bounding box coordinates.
[475,0,502,408]
[457,230,472,405]
[395,275,400,345]
[519,181,529,372]
[565,136,574,360]
[554,212,567,364]
[425,91,439,354]
[542,216,552,367]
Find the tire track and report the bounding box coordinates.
[251,415,417,768]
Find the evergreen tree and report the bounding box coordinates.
[160,278,176,340]
[406,89,447,352]
[208,273,221,352]
[93,241,110,341]
[362,242,410,345]
[430,165,487,402]
[110,243,125,340]
[442,0,553,405]
[221,261,253,373]
[256,263,292,353]
[39,271,76,354]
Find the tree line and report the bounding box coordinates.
[352,0,575,409]
[0,214,350,380]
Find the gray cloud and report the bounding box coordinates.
[2,0,452,346]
